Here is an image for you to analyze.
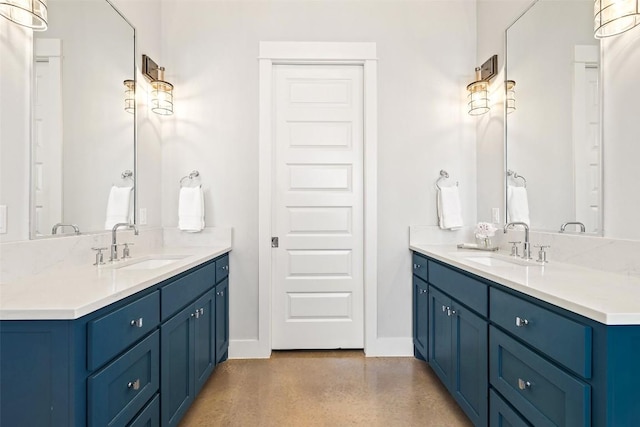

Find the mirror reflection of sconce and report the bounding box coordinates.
[0,0,48,31]
[142,54,174,116]
[594,0,640,38]
[506,80,516,114]
[123,79,135,114]
[467,55,497,116]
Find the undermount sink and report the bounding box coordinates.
[451,251,535,268]
[115,255,188,271]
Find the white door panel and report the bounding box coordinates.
[272,64,364,349]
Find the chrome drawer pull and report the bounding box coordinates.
[442,305,447,312]
[515,316,529,327]
[127,379,140,390]
[518,378,531,390]
[130,318,143,328]
[413,263,421,270]
[223,265,229,271]
[199,308,204,315]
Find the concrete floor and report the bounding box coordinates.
[180,350,473,426]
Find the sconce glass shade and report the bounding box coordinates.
[594,0,640,38]
[506,80,516,114]
[467,79,490,116]
[124,80,135,114]
[0,0,47,31]
[151,67,173,115]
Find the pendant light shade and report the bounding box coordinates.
[124,80,135,114]
[151,67,173,116]
[467,67,490,116]
[506,80,516,114]
[594,0,640,38]
[0,0,48,31]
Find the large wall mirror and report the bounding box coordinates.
[30,0,136,238]
[505,0,602,235]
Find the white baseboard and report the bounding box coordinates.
[365,337,414,357]
[228,339,271,359]
[229,337,414,359]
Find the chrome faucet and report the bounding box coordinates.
[110,223,139,261]
[51,223,80,235]
[560,221,586,233]
[504,222,531,260]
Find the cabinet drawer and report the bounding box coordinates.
[490,327,590,427]
[490,389,531,427]
[128,393,159,427]
[88,291,160,371]
[216,254,229,283]
[412,253,428,282]
[89,331,160,427]
[161,261,216,321]
[490,288,592,378]
[428,260,488,317]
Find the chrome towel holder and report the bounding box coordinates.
[435,170,458,190]
[507,169,527,187]
[180,170,200,187]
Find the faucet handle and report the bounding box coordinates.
[92,247,108,266]
[122,242,135,259]
[534,245,550,263]
[508,241,521,257]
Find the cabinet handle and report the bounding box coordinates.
[191,313,196,318]
[199,308,204,315]
[413,263,421,270]
[518,378,531,390]
[442,305,447,312]
[515,316,529,327]
[195,310,200,319]
[224,265,229,271]
[220,291,224,297]
[450,309,456,316]
[127,379,141,390]
[130,318,143,328]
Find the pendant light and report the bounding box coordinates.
[594,0,640,38]
[0,0,48,31]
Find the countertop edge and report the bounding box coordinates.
[0,246,231,321]
[410,244,636,326]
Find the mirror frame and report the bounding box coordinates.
[503,0,604,235]
[28,0,138,239]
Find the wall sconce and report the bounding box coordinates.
[506,80,516,114]
[594,0,640,38]
[467,55,497,116]
[0,0,48,31]
[123,80,135,114]
[142,54,174,116]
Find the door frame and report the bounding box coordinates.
[257,42,378,357]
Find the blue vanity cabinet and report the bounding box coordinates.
[0,252,231,427]
[215,277,229,363]
[489,389,531,427]
[428,284,488,427]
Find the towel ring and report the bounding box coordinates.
[180,170,200,187]
[435,170,459,190]
[114,170,134,188]
[507,169,527,188]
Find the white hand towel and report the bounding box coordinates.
[178,185,205,232]
[105,186,133,230]
[507,185,530,226]
[437,186,464,230]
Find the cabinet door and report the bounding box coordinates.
[452,303,488,427]
[194,289,216,395]
[215,278,229,363]
[429,286,453,392]
[161,304,195,427]
[413,276,429,360]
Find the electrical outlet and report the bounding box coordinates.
[0,205,6,234]
[492,207,500,223]
[139,208,147,225]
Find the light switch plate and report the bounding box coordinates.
[492,207,500,223]
[0,205,7,234]
[139,208,147,225]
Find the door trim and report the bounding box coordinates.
[257,42,378,357]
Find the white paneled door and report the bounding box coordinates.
[272,64,364,349]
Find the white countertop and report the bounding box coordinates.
[411,244,640,325]
[0,245,231,320]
